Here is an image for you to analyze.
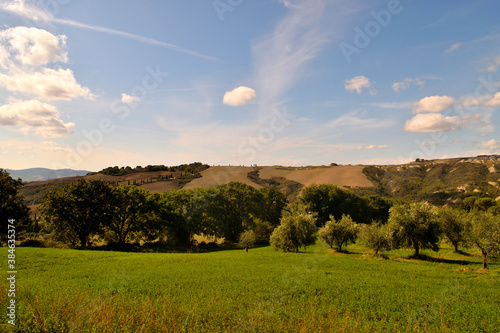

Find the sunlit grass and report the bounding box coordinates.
[1,242,498,332]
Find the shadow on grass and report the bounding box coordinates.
[80,241,251,254]
[406,253,474,265]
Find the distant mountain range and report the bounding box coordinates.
[4,168,91,182]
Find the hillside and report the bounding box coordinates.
[17,155,500,209]
[5,168,91,182]
[359,155,500,205]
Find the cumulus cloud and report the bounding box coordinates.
[404,113,464,133]
[412,95,455,113]
[121,93,139,104]
[223,86,257,106]
[356,145,389,151]
[476,139,500,150]
[392,77,425,92]
[0,67,93,101]
[344,75,377,95]
[0,26,93,101]
[0,26,67,66]
[462,92,500,108]
[0,99,74,138]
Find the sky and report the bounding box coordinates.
[0,0,499,171]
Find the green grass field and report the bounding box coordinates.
[1,243,499,332]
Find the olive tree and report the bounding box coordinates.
[388,202,441,256]
[360,222,392,255]
[270,207,317,252]
[436,207,467,253]
[465,212,500,269]
[318,214,358,251]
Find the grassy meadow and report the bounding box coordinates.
[1,242,499,332]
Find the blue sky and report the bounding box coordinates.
[0,0,499,171]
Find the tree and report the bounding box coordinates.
[299,184,388,226]
[239,230,256,252]
[465,212,500,269]
[40,179,113,247]
[153,189,199,245]
[107,185,152,244]
[436,207,467,252]
[205,182,260,243]
[0,169,30,233]
[270,206,317,252]
[360,222,392,255]
[256,186,287,227]
[388,202,441,256]
[318,214,358,251]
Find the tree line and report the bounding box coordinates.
[2,169,499,268]
[269,201,500,269]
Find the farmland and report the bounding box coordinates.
[2,242,499,332]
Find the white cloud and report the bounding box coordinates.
[412,95,455,113]
[392,78,425,92]
[476,139,500,150]
[0,26,67,66]
[0,99,74,138]
[0,67,94,101]
[329,113,396,129]
[223,86,257,106]
[404,113,463,133]
[462,92,500,108]
[478,56,500,72]
[365,101,413,109]
[451,140,462,144]
[445,42,463,53]
[356,145,389,151]
[1,0,219,62]
[478,65,498,73]
[121,93,139,104]
[0,26,93,101]
[344,75,377,95]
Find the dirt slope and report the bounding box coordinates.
[183,166,263,190]
[259,166,374,188]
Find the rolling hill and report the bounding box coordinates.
[5,168,91,182]
[17,155,500,211]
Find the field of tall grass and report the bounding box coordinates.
[1,242,499,332]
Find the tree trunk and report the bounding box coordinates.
[453,243,458,253]
[414,243,419,256]
[481,248,488,270]
[80,235,87,247]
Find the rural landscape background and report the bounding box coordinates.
[1,0,500,332]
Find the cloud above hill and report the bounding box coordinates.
[412,95,455,113]
[344,75,377,95]
[0,99,74,138]
[223,86,257,106]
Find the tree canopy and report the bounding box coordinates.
[40,179,114,247]
[0,169,30,232]
[388,202,441,256]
